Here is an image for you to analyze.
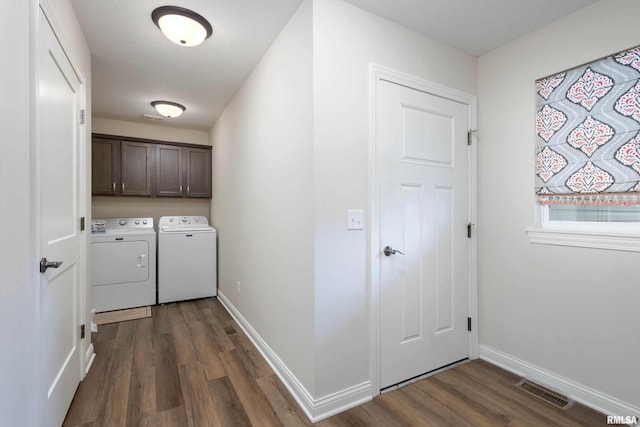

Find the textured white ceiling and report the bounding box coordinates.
[72,0,303,130]
[72,0,598,130]
[343,0,598,56]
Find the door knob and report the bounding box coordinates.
[40,257,63,273]
[383,246,405,256]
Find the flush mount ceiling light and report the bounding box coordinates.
[152,6,213,47]
[151,101,186,118]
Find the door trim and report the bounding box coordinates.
[368,64,478,395]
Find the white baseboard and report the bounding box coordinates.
[479,345,639,417]
[217,292,372,422]
[312,381,372,422]
[84,343,95,376]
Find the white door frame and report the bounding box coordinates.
[34,1,90,424]
[368,64,478,395]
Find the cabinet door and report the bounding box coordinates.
[121,141,153,196]
[92,138,120,195]
[155,144,183,197]
[185,147,212,198]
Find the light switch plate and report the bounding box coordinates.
[347,209,364,230]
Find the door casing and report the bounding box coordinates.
[368,64,478,394]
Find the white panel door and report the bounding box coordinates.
[379,79,469,389]
[38,8,83,426]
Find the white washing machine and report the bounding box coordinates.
[91,217,157,312]
[157,216,217,304]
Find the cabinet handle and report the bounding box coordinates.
[187,185,190,194]
[180,185,182,193]
[112,182,115,192]
[122,182,125,192]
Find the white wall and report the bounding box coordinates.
[210,0,315,391]
[478,0,640,411]
[92,196,210,226]
[0,1,36,425]
[211,0,477,413]
[311,0,477,399]
[93,116,210,146]
[91,117,211,224]
[0,0,91,425]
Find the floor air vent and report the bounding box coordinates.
[516,379,574,409]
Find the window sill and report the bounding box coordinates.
[526,227,640,252]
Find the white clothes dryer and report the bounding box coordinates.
[157,216,217,304]
[91,217,157,312]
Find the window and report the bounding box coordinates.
[535,45,640,222]
[529,46,640,251]
[548,203,640,223]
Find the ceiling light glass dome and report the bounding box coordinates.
[151,101,186,118]
[152,6,212,47]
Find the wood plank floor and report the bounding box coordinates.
[64,298,606,426]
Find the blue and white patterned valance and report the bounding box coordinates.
[535,46,640,205]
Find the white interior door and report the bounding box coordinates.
[38,8,83,426]
[379,79,470,389]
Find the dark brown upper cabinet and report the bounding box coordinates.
[155,144,183,197]
[155,145,212,198]
[92,137,120,195]
[121,141,153,196]
[91,133,211,199]
[184,147,212,198]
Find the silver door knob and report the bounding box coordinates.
[40,257,63,273]
[383,246,405,256]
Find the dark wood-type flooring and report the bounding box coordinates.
[64,298,606,426]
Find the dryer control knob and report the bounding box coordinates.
[143,220,148,224]
[119,219,127,226]
[182,217,188,222]
[135,220,140,225]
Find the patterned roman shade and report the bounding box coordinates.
[535,46,640,205]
